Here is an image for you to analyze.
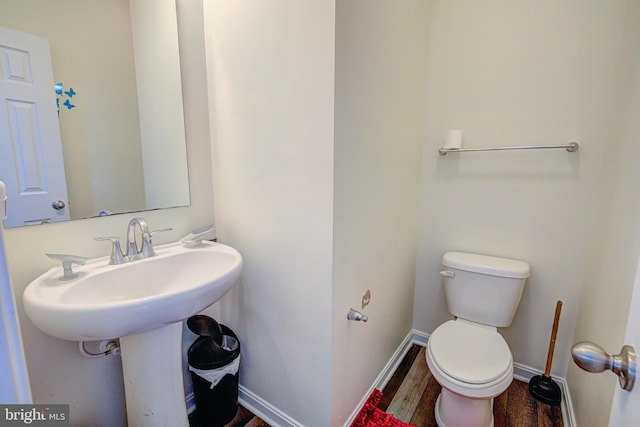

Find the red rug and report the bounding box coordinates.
[351,389,415,427]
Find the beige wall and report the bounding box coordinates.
[413,0,628,381]
[4,1,638,425]
[331,1,431,424]
[202,1,638,424]
[130,0,190,210]
[204,1,336,425]
[204,2,436,425]
[568,1,640,425]
[2,1,213,425]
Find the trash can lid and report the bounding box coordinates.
[188,324,241,370]
[187,315,223,346]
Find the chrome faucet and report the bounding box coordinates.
[126,217,152,260]
[95,217,171,265]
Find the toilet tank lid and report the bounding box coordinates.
[442,252,530,279]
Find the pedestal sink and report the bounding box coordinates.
[23,241,242,427]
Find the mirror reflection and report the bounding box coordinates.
[0,0,190,228]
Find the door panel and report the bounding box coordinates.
[0,25,69,227]
[608,254,640,426]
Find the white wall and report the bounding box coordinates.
[2,1,213,425]
[568,1,640,425]
[413,0,628,378]
[204,1,336,425]
[331,1,431,424]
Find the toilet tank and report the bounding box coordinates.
[441,252,530,328]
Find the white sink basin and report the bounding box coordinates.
[23,239,242,426]
[23,241,242,341]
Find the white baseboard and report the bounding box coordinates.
[560,377,577,427]
[232,330,422,427]
[187,383,304,426]
[415,329,576,427]
[342,329,416,427]
[232,330,417,427]
[185,392,196,414]
[238,385,305,427]
[411,329,429,347]
[344,329,577,427]
[227,328,577,427]
[511,362,576,427]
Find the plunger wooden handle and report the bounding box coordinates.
[544,300,563,377]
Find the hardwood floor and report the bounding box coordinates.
[379,344,564,427]
[189,404,269,427]
[225,406,271,427]
[192,343,564,426]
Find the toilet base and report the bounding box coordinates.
[434,389,494,427]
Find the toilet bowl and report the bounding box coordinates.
[426,319,514,427]
[426,252,529,427]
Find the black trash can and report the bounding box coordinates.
[187,315,241,427]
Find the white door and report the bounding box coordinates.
[0,25,70,227]
[608,254,640,426]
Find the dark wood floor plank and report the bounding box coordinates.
[505,379,538,427]
[379,344,422,411]
[379,344,564,427]
[493,386,509,427]
[225,405,259,426]
[244,418,271,427]
[201,343,564,427]
[536,400,564,427]
[387,347,430,422]
[409,371,441,427]
[190,404,271,427]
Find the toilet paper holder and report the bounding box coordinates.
[347,309,368,322]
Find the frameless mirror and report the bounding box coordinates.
[0,0,190,228]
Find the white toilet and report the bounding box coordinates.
[426,251,530,427]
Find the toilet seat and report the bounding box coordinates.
[427,319,513,398]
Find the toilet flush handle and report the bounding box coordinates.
[440,270,455,278]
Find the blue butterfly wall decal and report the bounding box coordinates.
[63,99,76,110]
[54,83,78,114]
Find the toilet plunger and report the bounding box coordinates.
[528,300,563,406]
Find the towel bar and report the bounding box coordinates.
[439,142,579,156]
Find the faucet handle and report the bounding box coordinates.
[140,228,173,257]
[46,253,88,280]
[150,228,173,237]
[94,236,125,265]
[181,225,215,248]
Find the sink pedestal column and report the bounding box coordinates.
[119,322,189,427]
